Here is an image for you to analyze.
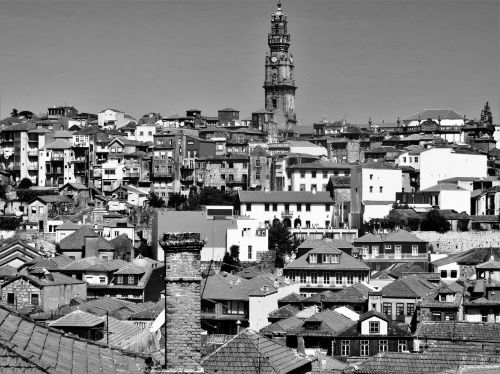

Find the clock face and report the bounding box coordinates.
[271,56,278,63]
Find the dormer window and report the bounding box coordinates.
[439,294,447,302]
[332,255,340,263]
[309,254,317,263]
[322,254,330,263]
[369,321,380,333]
[117,275,123,284]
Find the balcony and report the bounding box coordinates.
[27,163,38,170]
[92,169,102,178]
[51,155,64,161]
[72,157,87,163]
[27,149,38,156]
[281,210,293,219]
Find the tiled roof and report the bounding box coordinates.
[64,298,154,320]
[404,109,463,121]
[44,138,72,150]
[382,276,436,298]
[202,329,314,374]
[59,226,114,251]
[288,160,352,170]
[128,300,164,320]
[25,255,75,271]
[55,221,83,231]
[284,247,370,271]
[87,259,129,272]
[114,263,146,275]
[278,292,304,304]
[420,184,468,192]
[49,310,103,328]
[414,321,500,343]
[61,256,102,271]
[2,272,85,289]
[0,305,150,373]
[31,195,74,204]
[238,191,333,204]
[289,309,356,337]
[268,305,300,320]
[260,317,304,336]
[354,230,426,244]
[475,260,500,270]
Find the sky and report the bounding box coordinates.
[0,0,498,125]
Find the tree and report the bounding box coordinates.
[147,191,166,208]
[268,222,295,268]
[0,216,21,230]
[16,189,38,202]
[185,188,237,210]
[17,178,33,190]
[220,245,241,273]
[167,192,187,210]
[420,210,451,233]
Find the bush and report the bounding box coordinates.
[0,216,21,230]
[421,210,451,233]
[17,178,33,189]
[147,191,166,208]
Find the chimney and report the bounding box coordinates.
[159,232,204,373]
[84,237,99,258]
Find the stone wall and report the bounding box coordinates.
[412,230,500,254]
[1,278,41,310]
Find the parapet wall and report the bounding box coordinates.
[412,230,500,254]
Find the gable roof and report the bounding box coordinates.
[201,329,314,374]
[49,310,104,328]
[59,226,115,251]
[404,109,463,121]
[30,195,74,205]
[285,248,370,271]
[55,221,83,231]
[268,305,300,320]
[382,276,436,298]
[44,138,72,150]
[0,305,149,373]
[420,183,468,192]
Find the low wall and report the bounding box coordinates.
[412,230,500,254]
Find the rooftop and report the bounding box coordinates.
[238,191,333,204]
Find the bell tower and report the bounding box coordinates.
[264,1,297,130]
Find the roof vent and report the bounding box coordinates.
[262,285,269,293]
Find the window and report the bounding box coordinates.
[30,294,39,306]
[444,313,454,321]
[7,293,14,305]
[311,184,317,191]
[311,273,318,284]
[372,246,379,257]
[396,303,404,316]
[128,275,135,284]
[369,174,373,180]
[385,245,391,251]
[322,171,328,178]
[246,203,252,211]
[360,340,369,356]
[117,275,123,284]
[369,321,380,333]
[412,245,418,256]
[332,255,340,264]
[481,310,488,322]
[284,203,290,211]
[439,294,447,302]
[450,270,458,278]
[403,157,407,163]
[248,245,252,260]
[265,204,270,211]
[394,245,401,258]
[99,277,106,284]
[362,245,369,258]
[322,254,330,263]
[440,270,447,278]
[407,303,414,316]
[299,184,305,191]
[414,157,419,162]
[309,254,317,263]
[379,340,388,353]
[306,220,311,228]
[256,173,260,180]
[300,171,305,178]
[336,274,342,285]
[306,204,311,211]
[383,303,392,317]
[432,312,441,321]
[300,273,306,283]
[297,204,302,211]
[346,273,353,285]
[311,171,317,178]
[255,159,261,167]
[323,272,330,284]
[226,301,245,315]
[325,204,330,211]
[341,340,350,356]
[369,186,373,193]
[398,340,407,352]
[289,272,296,282]
[272,204,277,211]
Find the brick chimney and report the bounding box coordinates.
[159,232,204,374]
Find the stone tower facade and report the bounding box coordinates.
[264,1,297,130]
[159,232,204,374]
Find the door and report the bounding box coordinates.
[39,220,44,232]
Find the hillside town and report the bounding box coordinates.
[1,1,500,374]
